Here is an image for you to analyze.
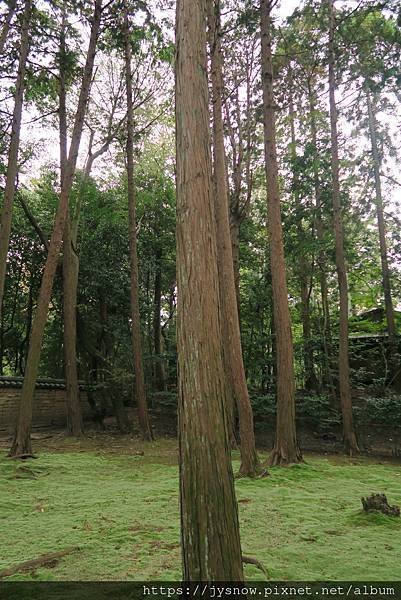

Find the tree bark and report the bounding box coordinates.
[9,0,102,457]
[0,0,17,55]
[175,0,244,580]
[327,0,359,455]
[59,4,84,436]
[123,4,153,441]
[0,0,31,325]
[260,0,302,466]
[207,0,261,477]
[366,89,396,339]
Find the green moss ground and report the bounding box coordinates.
[1,437,400,581]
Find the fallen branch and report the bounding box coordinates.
[242,554,269,577]
[0,547,80,578]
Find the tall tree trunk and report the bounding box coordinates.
[288,70,316,391]
[0,0,31,324]
[366,89,396,339]
[207,0,261,477]
[261,0,302,466]
[327,0,359,455]
[123,5,153,441]
[175,0,244,580]
[0,0,17,55]
[59,5,84,436]
[9,0,102,457]
[153,246,166,392]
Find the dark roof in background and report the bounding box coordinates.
[0,377,85,390]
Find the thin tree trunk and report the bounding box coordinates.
[99,294,131,433]
[0,0,16,55]
[307,79,334,393]
[261,0,302,466]
[123,5,153,441]
[288,71,316,391]
[9,0,102,457]
[59,5,84,436]
[366,89,396,339]
[175,0,244,580]
[207,0,261,477]
[230,217,241,319]
[153,246,166,392]
[327,0,359,455]
[0,0,31,324]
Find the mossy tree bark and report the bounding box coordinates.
[175,0,244,580]
[260,0,302,466]
[9,0,102,458]
[327,0,359,455]
[207,0,261,478]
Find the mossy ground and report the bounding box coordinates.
[1,434,400,581]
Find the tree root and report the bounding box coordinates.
[242,554,269,577]
[268,445,303,467]
[0,547,80,578]
[9,453,38,460]
[236,466,269,480]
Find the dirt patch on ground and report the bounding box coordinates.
[1,417,400,465]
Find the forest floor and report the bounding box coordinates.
[1,432,401,581]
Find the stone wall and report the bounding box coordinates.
[0,379,92,432]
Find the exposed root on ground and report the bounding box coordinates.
[268,444,303,467]
[9,453,38,460]
[242,554,269,577]
[0,547,80,578]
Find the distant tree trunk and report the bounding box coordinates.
[366,89,396,339]
[99,294,131,433]
[230,217,241,313]
[59,5,84,437]
[123,5,153,441]
[153,246,166,391]
[261,0,302,466]
[307,78,334,393]
[288,71,316,391]
[224,44,255,324]
[0,0,17,55]
[0,0,31,325]
[9,0,102,457]
[207,0,261,477]
[176,0,244,580]
[327,0,359,455]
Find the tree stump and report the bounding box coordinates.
[361,494,400,517]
